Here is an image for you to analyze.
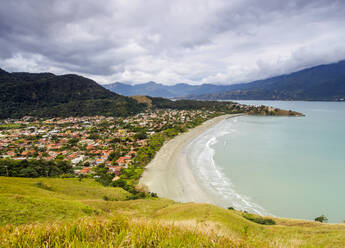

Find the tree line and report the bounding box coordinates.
[0,158,73,178]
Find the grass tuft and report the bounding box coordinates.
[33,181,53,191]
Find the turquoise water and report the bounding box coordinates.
[188,101,345,223]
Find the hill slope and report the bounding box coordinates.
[191,60,345,101]
[104,60,345,101]
[0,69,146,119]
[1,177,345,247]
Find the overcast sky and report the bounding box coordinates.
[1,0,345,85]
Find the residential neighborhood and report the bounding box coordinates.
[0,109,218,179]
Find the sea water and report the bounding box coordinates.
[186,101,345,223]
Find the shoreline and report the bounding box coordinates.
[139,114,245,204]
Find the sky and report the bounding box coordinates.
[0,0,345,85]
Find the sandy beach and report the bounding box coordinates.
[139,114,243,204]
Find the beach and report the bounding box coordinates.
[139,114,242,204]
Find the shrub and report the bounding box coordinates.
[60,173,74,178]
[315,215,328,223]
[150,192,158,198]
[126,191,147,200]
[243,214,276,225]
[34,181,53,191]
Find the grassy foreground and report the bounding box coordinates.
[1,177,345,247]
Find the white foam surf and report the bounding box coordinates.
[185,117,269,215]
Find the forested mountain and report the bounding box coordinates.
[0,69,146,119]
[104,60,345,101]
[192,60,345,101]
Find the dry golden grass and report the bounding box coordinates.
[1,177,345,247]
[131,95,152,107]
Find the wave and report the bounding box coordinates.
[186,117,269,216]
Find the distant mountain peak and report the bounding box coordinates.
[138,81,160,87]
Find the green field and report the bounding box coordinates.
[1,177,345,247]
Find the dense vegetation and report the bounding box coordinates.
[105,60,345,101]
[0,69,146,119]
[0,158,73,177]
[1,177,345,247]
[149,97,237,111]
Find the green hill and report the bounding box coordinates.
[1,177,345,247]
[0,69,146,119]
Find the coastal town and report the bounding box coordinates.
[0,102,302,183]
[0,109,221,179]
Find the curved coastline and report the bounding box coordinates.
[139,114,244,205]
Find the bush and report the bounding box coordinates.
[60,173,74,178]
[134,132,147,140]
[150,192,158,198]
[228,207,235,210]
[315,215,328,223]
[243,214,276,225]
[126,192,146,200]
[34,181,53,191]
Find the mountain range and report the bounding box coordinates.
[104,81,228,98]
[104,60,345,101]
[1,59,344,119]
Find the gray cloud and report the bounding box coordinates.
[0,0,345,85]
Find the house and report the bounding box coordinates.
[79,167,92,175]
[116,156,131,166]
[86,145,94,150]
[95,158,105,165]
[71,155,86,165]
[108,166,122,176]
[7,151,15,157]
[127,151,137,157]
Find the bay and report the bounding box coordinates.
[187,101,345,223]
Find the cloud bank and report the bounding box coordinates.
[1,0,345,85]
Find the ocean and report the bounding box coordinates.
[185,101,345,223]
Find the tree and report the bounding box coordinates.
[0,158,73,178]
[19,167,39,177]
[68,137,80,147]
[134,132,147,140]
[108,150,121,161]
[315,215,328,223]
[92,164,113,186]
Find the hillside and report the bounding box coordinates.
[0,69,146,119]
[191,60,345,101]
[104,60,345,101]
[1,177,345,247]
